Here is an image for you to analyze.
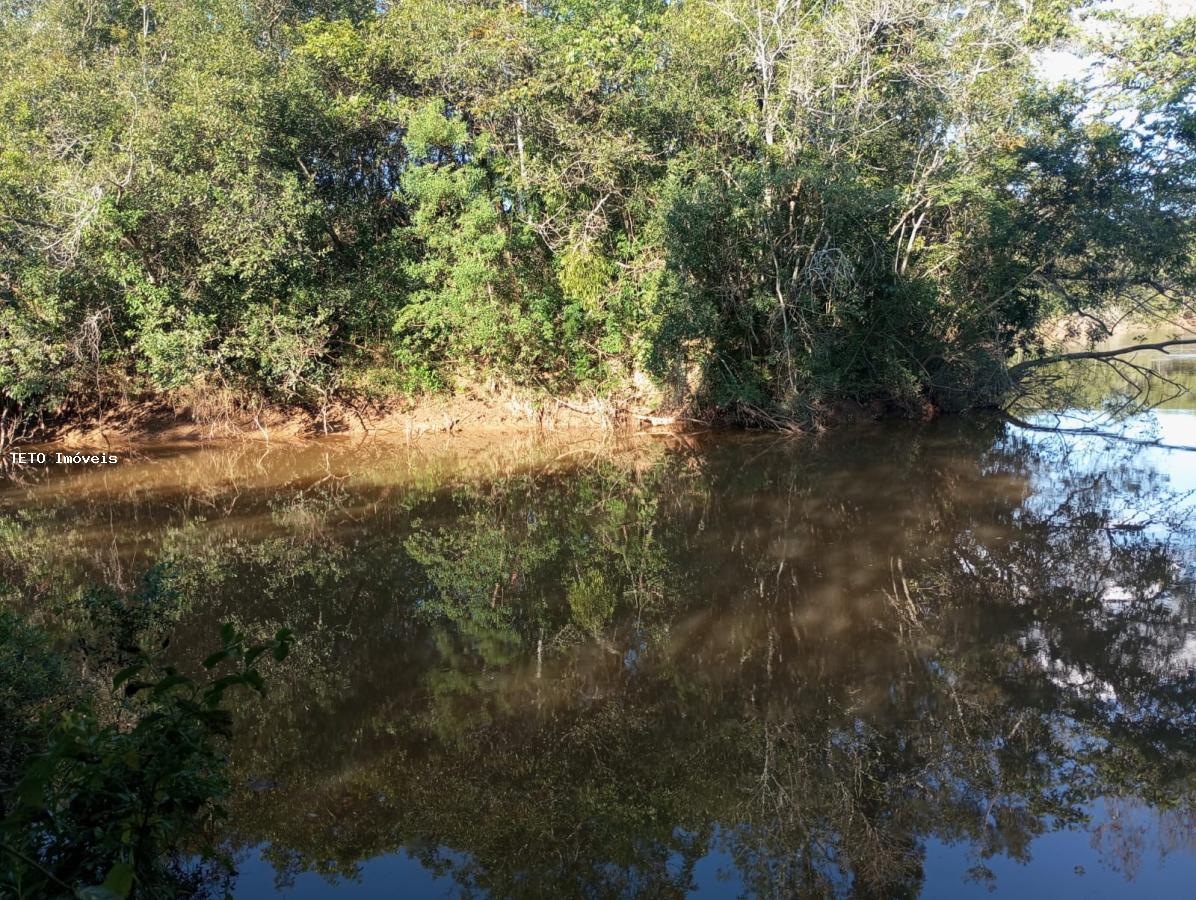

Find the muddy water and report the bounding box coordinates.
[3,384,1196,896]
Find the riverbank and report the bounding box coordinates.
[42,389,694,452]
[24,312,1196,454]
[34,383,905,452]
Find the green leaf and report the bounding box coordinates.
[113,664,144,688]
[202,649,230,670]
[101,860,135,898]
[243,669,266,695]
[16,770,48,807]
[272,629,294,661]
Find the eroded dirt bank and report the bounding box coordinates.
[28,374,913,452]
[43,391,704,452]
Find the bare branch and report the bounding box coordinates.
[1007,338,1196,382]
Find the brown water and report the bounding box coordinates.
[3,403,1196,897]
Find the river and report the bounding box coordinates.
[2,355,1195,897]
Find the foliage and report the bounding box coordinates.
[0,590,292,899]
[1,1,1192,439]
[0,611,70,809]
[566,567,614,635]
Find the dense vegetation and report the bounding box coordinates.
[1,0,1193,441]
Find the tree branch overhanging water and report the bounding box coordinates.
[1007,338,1196,383]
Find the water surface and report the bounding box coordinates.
[3,401,1196,897]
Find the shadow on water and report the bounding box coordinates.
[2,415,1195,897]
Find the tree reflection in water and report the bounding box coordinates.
[1,418,1194,897]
